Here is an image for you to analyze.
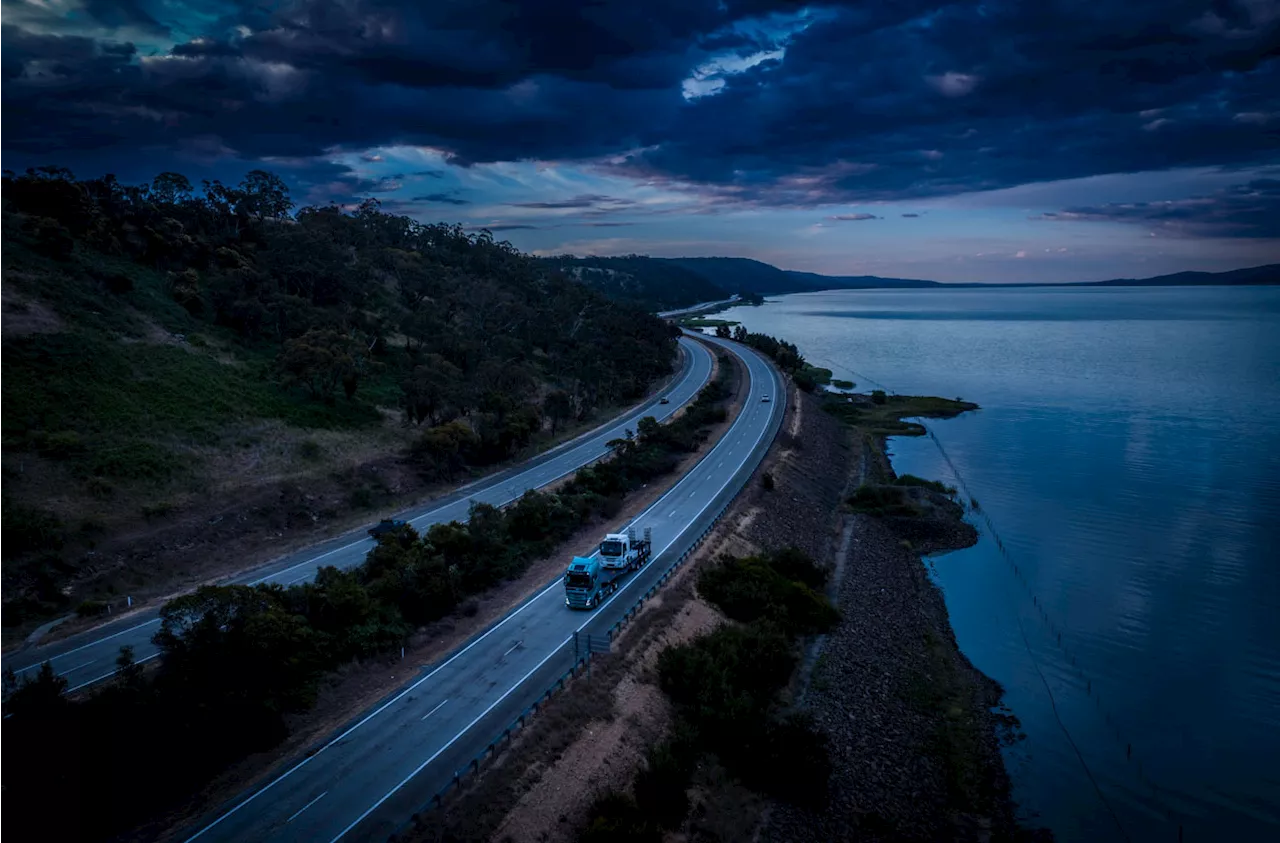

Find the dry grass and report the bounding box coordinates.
[1,284,65,336]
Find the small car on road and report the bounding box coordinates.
[762,395,771,403]
[659,396,670,404]
[369,518,407,538]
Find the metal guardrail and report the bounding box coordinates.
[408,499,739,824]
[401,354,784,834]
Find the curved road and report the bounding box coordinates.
[7,337,714,694]
[181,334,785,843]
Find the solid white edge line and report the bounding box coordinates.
[185,337,748,842]
[286,791,329,824]
[333,340,779,841]
[20,340,712,685]
[12,618,162,673]
[179,575,566,843]
[325,637,572,843]
[64,652,160,694]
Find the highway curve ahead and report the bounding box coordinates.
[7,337,713,694]
[181,334,785,843]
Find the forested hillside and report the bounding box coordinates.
[538,254,729,310]
[1,167,678,629]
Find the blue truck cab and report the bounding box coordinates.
[565,526,653,609]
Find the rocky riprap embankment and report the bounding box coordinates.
[762,494,1049,843]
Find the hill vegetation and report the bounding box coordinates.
[1,166,678,629]
[539,254,730,310]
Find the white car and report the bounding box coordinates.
[761,395,771,403]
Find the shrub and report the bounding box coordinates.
[871,389,887,405]
[578,792,662,843]
[893,474,956,495]
[77,600,109,618]
[761,470,775,491]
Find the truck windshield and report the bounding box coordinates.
[600,540,624,557]
[566,572,593,589]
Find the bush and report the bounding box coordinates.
[761,470,775,491]
[578,792,662,843]
[697,551,838,636]
[76,600,109,618]
[893,474,956,495]
[871,389,887,405]
[2,501,65,558]
[847,484,922,517]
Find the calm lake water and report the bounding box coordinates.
[714,286,1280,843]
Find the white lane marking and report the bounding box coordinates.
[65,652,159,694]
[181,575,566,842]
[420,700,448,722]
[13,618,161,673]
[44,341,713,687]
[60,658,99,675]
[327,638,570,843]
[181,340,730,842]
[286,792,328,824]
[502,642,522,658]
[287,572,314,586]
[334,340,780,840]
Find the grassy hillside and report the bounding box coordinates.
[1,167,678,628]
[539,255,729,310]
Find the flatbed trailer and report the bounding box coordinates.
[564,526,653,609]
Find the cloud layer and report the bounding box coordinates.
[3,0,1277,210]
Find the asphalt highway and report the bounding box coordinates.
[7,337,714,694]
[181,333,784,843]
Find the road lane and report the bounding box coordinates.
[182,334,784,843]
[7,337,714,692]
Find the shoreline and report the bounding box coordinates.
[764,391,1049,841]
[402,373,1049,842]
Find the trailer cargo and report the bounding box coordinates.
[564,526,653,609]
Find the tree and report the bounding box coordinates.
[151,172,193,205]
[715,324,731,338]
[732,325,748,342]
[239,169,294,221]
[542,389,573,436]
[154,584,319,716]
[279,329,361,402]
[403,355,463,425]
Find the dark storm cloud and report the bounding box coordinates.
[3,1,1278,206]
[614,1,1280,203]
[828,213,879,221]
[467,223,540,232]
[413,193,470,205]
[508,194,637,210]
[902,213,920,218]
[1037,177,1280,238]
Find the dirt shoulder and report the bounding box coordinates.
[6,347,701,653]
[137,340,741,843]
[401,377,856,843]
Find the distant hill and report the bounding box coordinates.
[540,255,728,310]
[1087,264,1280,287]
[663,257,805,295]
[548,252,1280,301]
[782,269,941,289]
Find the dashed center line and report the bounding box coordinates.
[420,699,448,721]
[502,641,523,658]
[286,791,328,824]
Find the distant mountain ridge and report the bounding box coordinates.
[560,255,1280,299]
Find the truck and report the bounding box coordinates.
[564,526,653,609]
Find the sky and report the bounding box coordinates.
[3,0,1279,283]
